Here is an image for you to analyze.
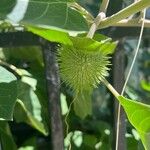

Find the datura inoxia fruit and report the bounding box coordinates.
[58,36,117,93]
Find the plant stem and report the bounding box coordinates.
[87,0,120,102]
[87,12,106,38]
[101,78,120,98]
[0,60,23,76]
[98,0,150,29]
[121,9,146,96]
[115,8,146,150]
[69,2,94,24]
[112,19,150,28]
[87,0,109,38]
[99,0,109,13]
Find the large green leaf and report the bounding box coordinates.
[118,96,150,150]
[27,26,73,45]
[0,0,88,32]
[14,99,48,135]
[0,66,17,120]
[0,122,17,150]
[2,46,50,134]
[14,80,48,135]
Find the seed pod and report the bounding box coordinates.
[58,37,111,93]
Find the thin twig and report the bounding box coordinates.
[115,8,146,150]
[69,2,94,24]
[98,0,150,29]
[121,13,146,95]
[112,19,150,28]
[0,60,23,76]
[99,0,110,13]
[87,12,106,38]
[86,0,109,38]
[101,78,119,98]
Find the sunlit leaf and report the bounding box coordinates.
[60,93,69,115]
[118,96,150,150]
[70,36,117,54]
[27,26,73,45]
[14,81,48,135]
[140,79,150,92]
[14,100,48,135]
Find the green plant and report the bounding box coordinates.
[0,0,150,149]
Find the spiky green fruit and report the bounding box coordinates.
[58,37,113,93]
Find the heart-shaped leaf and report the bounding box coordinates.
[118,96,150,150]
[1,0,88,32]
[14,81,48,135]
[14,99,48,135]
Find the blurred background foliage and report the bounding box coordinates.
[0,0,150,149]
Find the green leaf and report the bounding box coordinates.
[1,0,88,32]
[74,91,92,119]
[0,66,17,120]
[71,36,103,53]
[27,26,73,45]
[93,34,118,54]
[140,79,150,92]
[14,81,48,135]
[78,33,111,41]
[0,0,16,19]
[60,93,69,115]
[14,100,48,136]
[70,36,117,54]
[0,122,17,150]
[118,96,150,150]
